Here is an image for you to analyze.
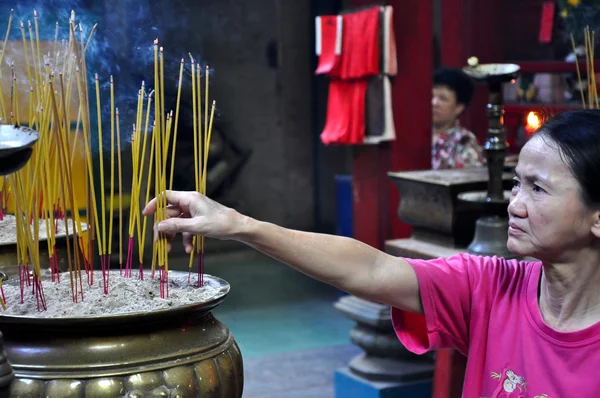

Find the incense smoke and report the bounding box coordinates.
[0,0,216,151]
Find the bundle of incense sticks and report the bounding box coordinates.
[0,9,96,307]
[0,9,218,309]
[571,27,599,109]
[188,56,216,288]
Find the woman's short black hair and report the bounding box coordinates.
[537,109,600,206]
[433,67,475,106]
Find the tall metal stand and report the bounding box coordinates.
[459,63,520,258]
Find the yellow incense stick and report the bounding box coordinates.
[108,76,115,257]
[169,59,184,190]
[116,108,123,267]
[95,74,106,256]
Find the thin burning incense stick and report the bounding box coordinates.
[116,108,123,274]
[95,73,108,291]
[169,59,185,190]
[136,90,154,279]
[108,75,116,287]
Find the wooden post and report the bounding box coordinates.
[351,0,432,250]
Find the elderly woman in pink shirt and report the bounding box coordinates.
[145,109,600,396]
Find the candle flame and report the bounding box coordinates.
[526,111,541,132]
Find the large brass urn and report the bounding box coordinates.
[0,272,243,398]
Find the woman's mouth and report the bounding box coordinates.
[508,222,524,236]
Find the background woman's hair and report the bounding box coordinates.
[433,67,475,106]
[537,109,600,206]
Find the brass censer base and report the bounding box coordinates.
[0,272,243,398]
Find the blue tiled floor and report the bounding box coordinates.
[216,299,354,359]
[242,344,362,398]
[200,249,355,359]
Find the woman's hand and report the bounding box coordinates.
[142,190,244,253]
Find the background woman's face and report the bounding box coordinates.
[432,86,464,129]
[507,135,598,261]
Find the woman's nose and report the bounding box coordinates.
[508,192,526,218]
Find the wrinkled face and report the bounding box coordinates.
[432,85,464,128]
[507,135,599,261]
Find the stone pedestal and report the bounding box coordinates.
[333,295,434,398]
[335,368,433,398]
[388,168,513,248]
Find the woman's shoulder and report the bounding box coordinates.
[454,252,539,272]
[451,254,541,296]
[454,126,479,144]
[431,252,537,267]
[427,253,540,283]
[405,253,540,289]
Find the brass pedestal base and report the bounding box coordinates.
[0,332,13,397]
[468,216,516,259]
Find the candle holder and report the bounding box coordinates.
[459,61,520,258]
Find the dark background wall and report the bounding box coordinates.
[140,0,321,231]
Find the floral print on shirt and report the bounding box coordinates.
[432,124,485,170]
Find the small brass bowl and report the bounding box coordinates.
[0,125,39,176]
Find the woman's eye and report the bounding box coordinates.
[533,185,543,193]
[512,179,520,188]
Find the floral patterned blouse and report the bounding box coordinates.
[432,123,485,170]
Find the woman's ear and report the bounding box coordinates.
[590,210,600,239]
[454,103,465,118]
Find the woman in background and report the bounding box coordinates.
[431,67,484,169]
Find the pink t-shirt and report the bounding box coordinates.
[392,253,600,397]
